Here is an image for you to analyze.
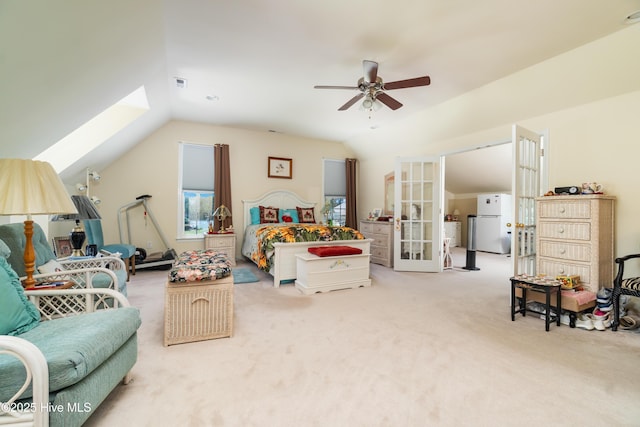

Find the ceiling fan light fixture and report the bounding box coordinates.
[361,96,382,112]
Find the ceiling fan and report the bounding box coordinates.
[314,60,431,111]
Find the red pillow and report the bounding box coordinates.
[259,206,279,223]
[296,206,316,223]
[282,215,293,223]
[308,246,363,257]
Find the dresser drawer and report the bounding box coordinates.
[537,222,591,241]
[371,222,391,234]
[537,200,591,219]
[371,246,388,259]
[370,233,389,248]
[207,235,235,248]
[538,240,591,262]
[360,222,373,234]
[538,258,591,284]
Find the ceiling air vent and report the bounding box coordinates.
[174,77,187,89]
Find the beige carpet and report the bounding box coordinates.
[83,249,640,426]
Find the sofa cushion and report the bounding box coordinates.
[0,306,141,401]
[91,268,128,297]
[0,238,10,259]
[0,223,57,277]
[0,257,40,336]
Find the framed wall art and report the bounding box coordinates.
[53,236,73,258]
[268,156,292,179]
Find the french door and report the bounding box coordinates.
[393,157,441,272]
[511,125,545,276]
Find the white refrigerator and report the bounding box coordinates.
[476,194,512,254]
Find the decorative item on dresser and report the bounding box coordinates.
[204,232,237,266]
[535,194,615,291]
[359,219,394,267]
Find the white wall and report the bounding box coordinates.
[94,121,354,257]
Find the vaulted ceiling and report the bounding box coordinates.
[1,0,638,191]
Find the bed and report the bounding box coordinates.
[241,190,372,287]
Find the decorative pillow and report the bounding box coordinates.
[0,257,40,335]
[278,209,299,223]
[296,207,316,223]
[250,207,261,225]
[0,239,10,259]
[308,246,363,257]
[259,206,280,223]
[38,259,64,274]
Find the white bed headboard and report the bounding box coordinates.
[242,190,316,228]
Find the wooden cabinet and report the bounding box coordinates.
[359,220,394,267]
[535,195,615,291]
[203,233,236,266]
[444,221,461,247]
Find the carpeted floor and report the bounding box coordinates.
[83,249,640,427]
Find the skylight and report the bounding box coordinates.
[34,86,150,172]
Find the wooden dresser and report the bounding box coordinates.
[359,220,394,267]
[535,195,615,291]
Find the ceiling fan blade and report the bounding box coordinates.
[338,93,365,111]
[314,85,359,90]
[383,76,431,90]
[376,92,403,110]
[363,60,378,84]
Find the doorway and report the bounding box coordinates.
[442,141,512,252]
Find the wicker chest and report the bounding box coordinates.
[164,275,234,346]
[535,195,615,291]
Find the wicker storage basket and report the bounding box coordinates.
[164,275,234,346]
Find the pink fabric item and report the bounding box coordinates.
[561,290,596,305]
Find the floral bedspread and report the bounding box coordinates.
[168,249,232,283]
[243,224,364,273]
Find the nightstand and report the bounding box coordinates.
[203,233,236,266]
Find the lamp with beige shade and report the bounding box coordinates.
[0,159,77,287]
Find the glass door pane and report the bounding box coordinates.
[394,157,441,272]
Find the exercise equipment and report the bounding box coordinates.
[117,195,176,270]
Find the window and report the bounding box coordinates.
[179,143,214,238]
[323,159,346,226]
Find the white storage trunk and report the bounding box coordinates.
[295,252,371,295]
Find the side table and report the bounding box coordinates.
[203,232,236,266]
[511,275,561,331]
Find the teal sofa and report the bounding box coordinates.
[0,254,141,427]
[0,223,127,296]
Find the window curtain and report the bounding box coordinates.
[214,144,232,232]
[345,158,357,229]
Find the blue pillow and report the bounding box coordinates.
[0,257,40,336]
[250,207,261,225]
[278,209,299,223]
